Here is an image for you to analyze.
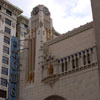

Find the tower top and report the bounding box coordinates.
[31,5,50,16]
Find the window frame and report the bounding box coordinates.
[1,67,8,75]
[6,9,12,16]
[5,18,11,26]
[2,56,9,65]
[4,36,10,44]
[5,27,11,35]
[0,78,7,87]
[0,89,6,98]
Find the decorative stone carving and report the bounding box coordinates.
[40,21,43,27]
[42,74,59,87]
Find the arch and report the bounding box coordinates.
[44,95,66,100]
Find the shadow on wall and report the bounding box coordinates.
[44,95,66,100]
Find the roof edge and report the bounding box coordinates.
[47,21,93,46]
[3,0,23,15]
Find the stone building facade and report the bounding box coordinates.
[18,1,100,100]
[0,0,22,99]
[0,0,100,100]
[0,0,29,99]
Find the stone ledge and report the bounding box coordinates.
[48,21,93,46]
[0,0,23,15]
[42,62,97,84]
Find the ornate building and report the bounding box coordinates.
[0,0,28,99]
[0,0,100,100]
[18,0,100,100]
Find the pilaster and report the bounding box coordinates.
[91,0,100,89]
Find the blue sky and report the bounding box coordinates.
[9,0,93,33]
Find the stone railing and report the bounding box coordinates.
[41,46,98,85]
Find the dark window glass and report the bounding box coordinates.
[76,57,78,67]
[72,59,75,69]
[65,61,67,71]
[62,62,64,72]
[3,46,9,54]
[2,56,9,65]
[24,24,28,28]
[1,78,7,87]
[5,18,11,26]
[87,53,91,64]
[83,55,86,65]
[0,6,1,10]
[5,27,11,34]
[91,48,93,52]
[0,89,6,98]
[6,9,12,16]
[4,36,10,44]
[2,67,8,75]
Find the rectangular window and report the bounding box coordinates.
[5,18,11,26]
[2,56,9,65]
[72,59,75,69]
[65,61,67,71]
[2,67,8,75]
[83,55,86,65]
[0,78,7,87]
[6,9,12,16]
[87,53,91,64]
[24,24,28,28]
[61,62,64,72]
[0,89,6,98]
[5,27,11,34]
[76,57,78,67]
[0,6,1,10]
[3,46,9,54]
[4,36,10,44]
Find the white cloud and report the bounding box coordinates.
[9,0,93,33]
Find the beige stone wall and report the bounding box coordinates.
[19,26,100,100]
[20,66,100,100]
[49,28,96,58]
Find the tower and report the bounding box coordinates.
[26,5,53,84]
[19,2,100,100]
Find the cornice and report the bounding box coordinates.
[48,21,93,46]
[0,0,23,15]
[17,15,29,24]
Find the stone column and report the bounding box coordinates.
[91,0,100,86]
